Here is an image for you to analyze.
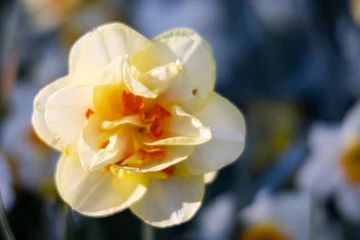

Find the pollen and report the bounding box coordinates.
[85,108,95,119]
[341,142,360,184]
[102,165,111,173]
[122,91,171,139]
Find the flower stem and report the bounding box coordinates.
[142,222,155,240]
[0,191,15,240]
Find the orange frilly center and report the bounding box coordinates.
[341,142,360,185]
[87,85,175,178]
[241,224,291,240]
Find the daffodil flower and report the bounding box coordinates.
[238,190,341,240]
[3,84,57,194]
[21,0,82,32]
[297,102,360,222]
[32,23,246,227]
[0,152,15,212]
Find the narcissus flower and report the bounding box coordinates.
[32,23,246,227]
[238,190,341,240]
[297,102,360,222]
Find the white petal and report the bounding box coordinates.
[155,29,215,109]
[308,122,342,157]
[182,93,246,175]
[71,56,126,86]
[140,60,183,95]
[155,28,214,57]
[123,60,158,98]
[0,153,14,212]
[122,146,194,173]
[145,106,211,146]
[342,101,360,145]
[68,32,91,74]
[75,23,148,75]
[78,115,130,172]
[198,193,235,237]
[204,171,218,184]
[335,184,360,222]
[296,156,341,199]
[130,175,204,227]
[32,76,69,151]
[55,154,148,216]
[45,85,94,149]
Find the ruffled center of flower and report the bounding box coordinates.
[241,224,291,240]
[87,85,177,178]
[341,142,360,184]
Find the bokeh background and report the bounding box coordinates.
[1,0,360,239]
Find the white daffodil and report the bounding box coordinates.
[32,23,246,227]
[0,152,15,212]
[238,190,342,240]
[297,102,360,222]
[20,0,82,32]
[3,84,57,193]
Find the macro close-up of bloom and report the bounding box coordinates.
[31,23,246,227]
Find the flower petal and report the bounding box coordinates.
[296,155,341,199]
[68,31,92,74]
[130,175,204,227]
[145,106,211,146]
[155,28,214,56]
[155,29,215,110]
[56,154,148,217]
[335,184,360,222]
[122,146,194,173]
[78,115,130,172]
[204,171,218,184]
[181,93,246,175]
[32,76,69,151]
[45,85,94,150]
[342,101,360,145]
[74,23,148,75]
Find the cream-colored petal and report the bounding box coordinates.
[78,115,130,172]
[130,40,177,73]
[155,30,215,110]
[130,175,204,228]
[145,106,211,146]
[139,60,183,95]
[122,146,194,173]
[123,61,158,98]
[182,92,246,175]
[55,154,148,217]
[342,101,360,146]
[32,76,69,151]
[71,56,126,86]
[154,28,214,57]
[75,23,148,74]
[68,32,91,74]
[101,115,149,130]
[204,171,218,184]
[45,85,94,149]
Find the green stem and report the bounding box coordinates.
[0,191,15,240]
[142,222,155,240]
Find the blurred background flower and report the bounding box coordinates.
[2,0,360,239]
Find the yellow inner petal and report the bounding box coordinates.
[341,142,360,185]
[241,224,291,240]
